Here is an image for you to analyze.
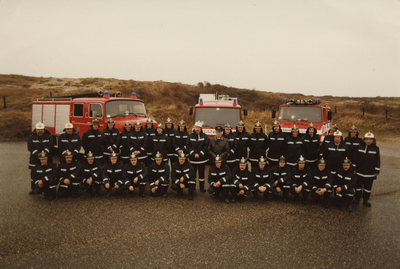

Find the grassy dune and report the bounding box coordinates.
[0,74,399,141]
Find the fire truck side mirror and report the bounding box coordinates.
[327,111,332,121]
[189,106,193,115]
[272,110,276,119]
[243,109,248,116]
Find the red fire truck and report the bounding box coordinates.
[189,93,247,137]
[31,90,157,145]
[272,98,332,142]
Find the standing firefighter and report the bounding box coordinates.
[31,151,57,200]
[164,118,178,165]
[58,122,81,163]
[186,121,209,192]
[82,120,103,163]
[302,123,319,170]
[28,122,54,193]
[175,120,189,157]
[122,153,148,197]
[151,123,170,163]
[171,152,196,200]
[235,120,250,162]
[120,121,133,164]
[129,121,148,164]
[323,130,348,180]
[79,151,102,197]
[285,125,304,170]
[102,119,120,163]
[57,150,80,198]
[344,125,363,169]
[249,122,268,170]
[149,152,170,197]
[223,123,238,172]
[353,132,380,207]
[267,121,286,169]
[144,119,156,167]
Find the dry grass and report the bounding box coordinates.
[0,74,399,141]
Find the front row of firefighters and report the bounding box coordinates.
[32,147,363,212]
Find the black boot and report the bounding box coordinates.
[301,192,309,205]
[353,198,360,204]
[345,196,353,212]
[188,192,194,200]
[200,181,206,193]
[139,186,146,198]
[363,199,372,207]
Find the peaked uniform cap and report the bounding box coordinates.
[215,126,224,132]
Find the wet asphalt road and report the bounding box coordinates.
[0,142,399,269]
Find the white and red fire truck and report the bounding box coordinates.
[31,90,157,145]
[272,98,332,142]
[189,93,247,138]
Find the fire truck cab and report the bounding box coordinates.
[272,98,332,142]
[31,91,156,146]
[189,93,247,138]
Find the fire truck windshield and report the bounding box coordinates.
[278,106,322,123]
[105,100,147,118]
[195,107,241,127]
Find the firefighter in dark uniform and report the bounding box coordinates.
[310,158,333,208]
[323,130,349,183]
[208,126,230,163]
[319,124,338,157]
[129,121,148,164]
[253,156,274,201]
[58,122,81,163]
[31,151,57,200]
[186,121,209,192]
[149,152,170,197]
[144,118,156,167]
[28,122,54,194]
[102,119,120,164]
[79,151,102,197]
[285,125,304,170]
[175,120,189,157]
[334,157,357,212]
[267,121,286,169]
[170,152,196,200]
[231,157,253,202]
[353,132,380,207]
[57,150,80,198]
[122,153,148,197]
[82,119,103,163]
[151,123,170,163]
[290,155,312,204]
[207,155,232,203]
[271,156,292,202]
[249,122,268,170]
[102,152,124,198]
[223,123,237,172]
[302,123,319,170]
[344,125,363,169]
[164,118,178,165]
[120,121,133,164]
[235,120,250,162]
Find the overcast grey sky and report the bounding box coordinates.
[1,0,399,97]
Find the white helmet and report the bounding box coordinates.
[194,121,203,128]
[364,131,374,139]
[65,122,73,129]
[36,122,45,130]
[333,130,342,137]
